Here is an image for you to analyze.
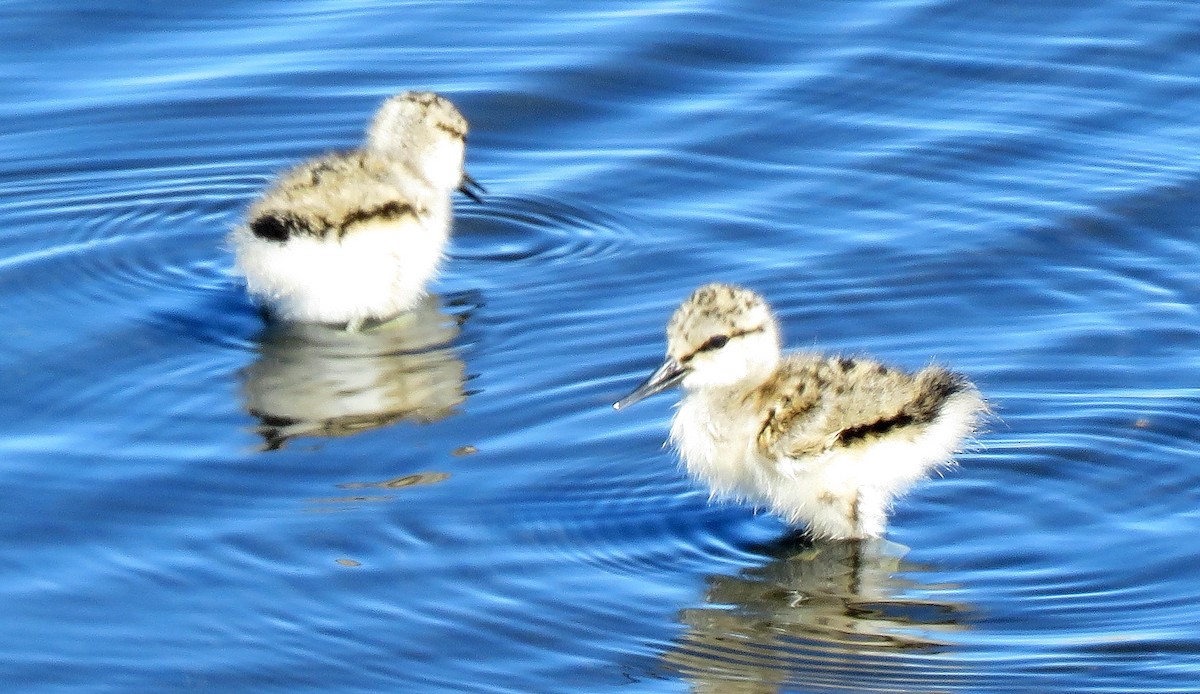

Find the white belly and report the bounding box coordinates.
[231,211,449,325]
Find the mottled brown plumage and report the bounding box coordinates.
[246,152,424,242]
[754,356,971,459]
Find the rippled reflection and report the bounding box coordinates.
[664,538,973,693]
[239,294,471,450]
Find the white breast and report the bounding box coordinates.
[670,394,767,503]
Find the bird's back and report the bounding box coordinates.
[755,354,981,463]
[245,151,429,244]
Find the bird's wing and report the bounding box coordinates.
[247,152,418,241]
[761,356,944,462]
[753,357,832,459]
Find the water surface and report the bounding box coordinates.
[2,1,1199,692]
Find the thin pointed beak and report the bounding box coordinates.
[613,357,687,410]
[458,172,486,203]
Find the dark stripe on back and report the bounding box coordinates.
[251,201,417,242]
[250,212,307,242]
[835,370,967,445]
[339,201,415,231]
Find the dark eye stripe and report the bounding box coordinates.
[680,327,763,363]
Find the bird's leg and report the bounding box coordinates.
[850,490,861,538]
[849,536,863,594]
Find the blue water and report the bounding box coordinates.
[2,1,1199,692]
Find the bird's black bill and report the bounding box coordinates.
[613,358,687,410]
[458,172,486,203]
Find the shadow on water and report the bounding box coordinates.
[238,293,477,451]
[664,534,975,693]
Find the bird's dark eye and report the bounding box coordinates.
[699,334,729,352]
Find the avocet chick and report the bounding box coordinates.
[614,283,985,540]
[231,91,484,330]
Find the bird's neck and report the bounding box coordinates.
[373,141,463,194]
[687,361,779,404]
[738,352,782,391]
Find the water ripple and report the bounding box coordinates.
[0,168,241,311]
[452,191,638,265]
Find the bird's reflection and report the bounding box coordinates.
[664,535,974,693]
[240,294,473,450]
